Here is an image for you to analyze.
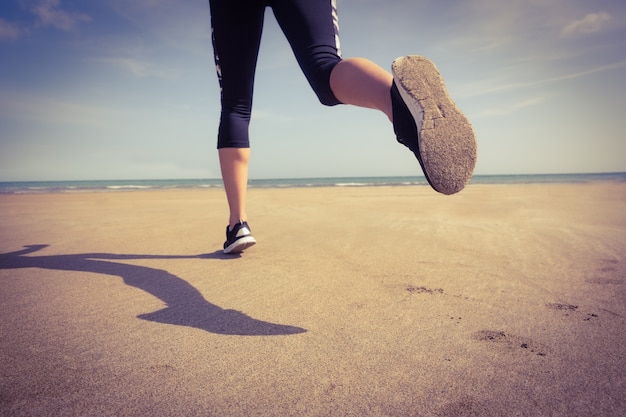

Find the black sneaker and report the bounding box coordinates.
[223,221,256,254]
[391,55,477,195]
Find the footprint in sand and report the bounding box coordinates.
[587,277,624,284]
[436,396,491,417]
[472,330,548,357]
[546,303,578,312]
[405,285,444,295]
[546,303,603,322]
[586,258,624,285]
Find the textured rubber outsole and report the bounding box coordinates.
[392,56,477,195]
[223,236,256,254]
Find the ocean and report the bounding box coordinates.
[1,173,625,194]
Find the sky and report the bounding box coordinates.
[1,0,625,181]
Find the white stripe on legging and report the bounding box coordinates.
[331,0,342,57]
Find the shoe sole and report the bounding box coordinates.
[223,236,256,254]
[392,56,477,195]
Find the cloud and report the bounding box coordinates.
[459,60,626,99]
[89,57,178,79]
[0,18,25,41]
[24,0,91,31]
[473,96,550,119]
[561,12,611,37]
[105,0,210,56]
[0,91,116,127]
[1,0,91,41]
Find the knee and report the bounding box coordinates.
[217,99,252,148]
[317,89,342,106]
[308,57,343,107]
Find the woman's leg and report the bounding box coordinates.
[273,1,475,195]
[219,148,250,228]
[329,57,393,121]
[209,0,264,231]
[272,0,392,120]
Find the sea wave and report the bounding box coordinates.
[1,173,624,194]
[106,185,153,190]
[335,182,369,187]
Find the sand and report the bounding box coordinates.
[1,183,625,416]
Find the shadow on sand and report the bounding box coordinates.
[0,245,306,336]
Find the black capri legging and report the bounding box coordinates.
[209,0,344,148]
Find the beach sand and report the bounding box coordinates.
[1,183,625,416]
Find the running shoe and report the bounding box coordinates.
[223,221,256,254]
[391,55,477,195]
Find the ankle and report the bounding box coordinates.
[229,219,246,230]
